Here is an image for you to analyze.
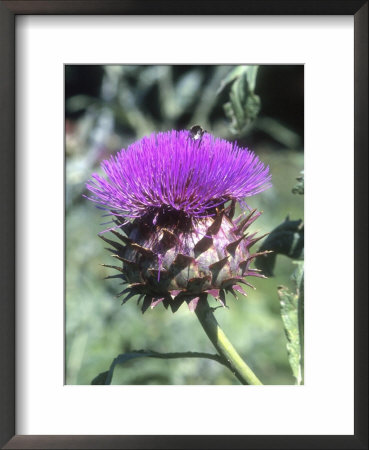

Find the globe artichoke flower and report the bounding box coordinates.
[86,129,271,313]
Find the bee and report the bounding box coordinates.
[188,125,206,143]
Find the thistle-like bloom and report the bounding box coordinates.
[86,129,271,312]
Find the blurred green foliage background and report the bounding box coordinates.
[65,65,304,385]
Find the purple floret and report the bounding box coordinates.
[86,130,271,220]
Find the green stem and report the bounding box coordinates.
[195,296,263,385]
[102,349,231,385]
[136,349,230,367]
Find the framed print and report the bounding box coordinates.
[0,1,367,449]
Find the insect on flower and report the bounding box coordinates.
[189,124,206,143]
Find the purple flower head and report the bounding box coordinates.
[86,130,271,223]
[86,130,273,313]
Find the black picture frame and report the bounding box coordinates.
[1,1,367,449]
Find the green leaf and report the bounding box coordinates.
[217,65,258,94]
[278,261,304,385]
[292,171,304,195]
[216,66,248,94]
[66,95,101,113]
[223,66,261,134]
[244,65,259,92]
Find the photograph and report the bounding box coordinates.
[65,64,304,386]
